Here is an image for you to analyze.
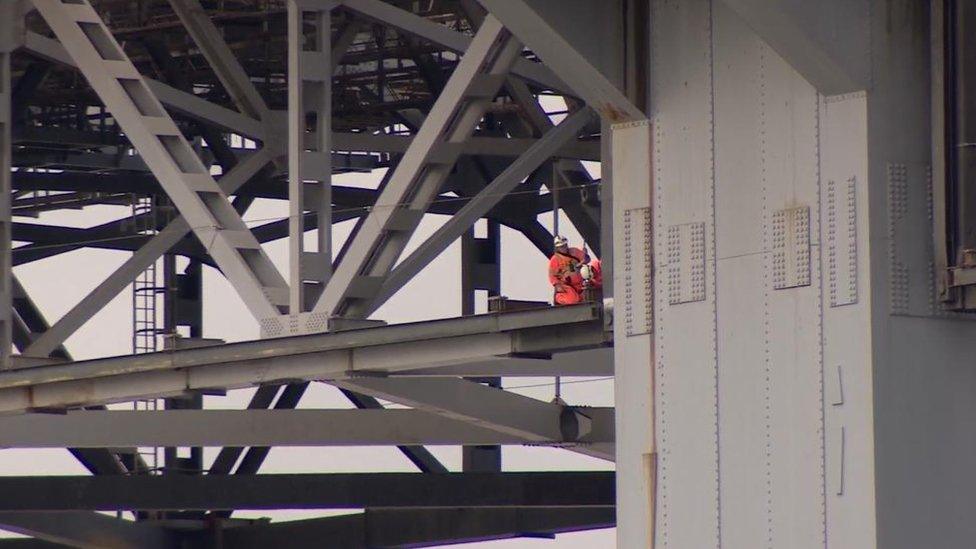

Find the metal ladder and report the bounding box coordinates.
[131,194,161,474]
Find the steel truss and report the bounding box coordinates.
[0,0,645,547]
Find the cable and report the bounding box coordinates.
[504,376,614,390]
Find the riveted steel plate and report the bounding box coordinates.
[667,221,706,305]
[827,177,858,307]
[623,207,653,336]
[771,206,811,290]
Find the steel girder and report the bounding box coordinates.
[0,3,15,370]
[181,507,615,549]
[475,0,644,122]
[0,507,616,549]
[0,304,608,414]
[331,377,614,461]
[0,407,613,448]
[336,0,564,91]
[364,107,596,314]
[31,0,289,320]
[0,512,176,549]
[22,149,274,358]
[0,472,614,511]
[313,14,522,318]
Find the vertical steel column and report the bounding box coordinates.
[461,221,501,472]
[0,3,18,370]
[611,120,655,548]
[288,0,335,313]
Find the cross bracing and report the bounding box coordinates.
[0,0,645,547]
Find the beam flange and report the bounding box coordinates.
[0,305,608,414]
[0,472,615,511]
[0,408,617,448]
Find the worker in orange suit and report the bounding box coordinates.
[587,257,603,289]
[549,235,588,305]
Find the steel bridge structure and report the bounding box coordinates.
[3,1,964,548]
[0,1,644,547]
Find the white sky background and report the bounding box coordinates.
[2,103,616,545]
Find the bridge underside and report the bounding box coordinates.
[0,0,642,547]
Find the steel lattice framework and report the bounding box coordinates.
[0,1,647,547]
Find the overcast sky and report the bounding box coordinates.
[2,142,616,546]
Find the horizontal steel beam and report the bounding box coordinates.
[0,512,177,549]
[184,507,615,549]
[0,472,615,511]
[331,377,614,460]
[395,347,611,377]
[0,408,612,448]
[0,305,609,413]
[332,132,600,160]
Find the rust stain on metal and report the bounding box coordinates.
[600,103,630,123]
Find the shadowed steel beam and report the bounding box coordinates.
[314,15,521,318]
[459,0,601,252]
[337,0,564,91]
[0,472,614,511]
[23,149,274,358]
[30,0,289,320]
[329,377,614,460]
[21,32,265,139]
[167,0,271,121]
[332,132,600,160]
[339,389,449,474]
[0,3,15,370]
[0,512,177,549]
[476,0,644,122]
[366,107,595,314]
[195,507,615,549]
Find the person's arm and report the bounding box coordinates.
[549,257,568,290]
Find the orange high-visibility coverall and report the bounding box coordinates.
[589,258,603,289]
[549,247,587,305]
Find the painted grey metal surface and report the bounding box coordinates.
[648,1,720,546]
[611,120,654,547]
[0,305,608,414]
[819,91,875,549]
[642,2,877,547]
[0,408,613,448]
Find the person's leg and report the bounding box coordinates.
[554,287,581,305]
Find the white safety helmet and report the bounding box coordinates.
[553,235,569,249]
